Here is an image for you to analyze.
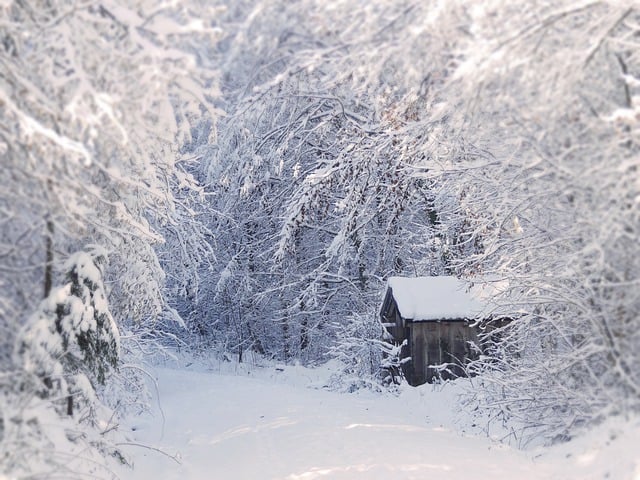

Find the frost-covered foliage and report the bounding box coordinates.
[199,0,461,364]
[0,0,220,476]
[198,0,639,445]
[420,1,640,444]
[327,312,405,392]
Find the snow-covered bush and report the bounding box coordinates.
[327,313,405,392]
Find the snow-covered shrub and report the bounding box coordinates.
[327,313,405,392]
[0,367,125,479]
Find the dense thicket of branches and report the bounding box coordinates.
[440,1,640,443]
[0,0,219,476]
[1,0,638,476]
[194,0,468,365]
[198,0,639,445]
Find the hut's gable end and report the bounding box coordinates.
[379,287,406,343]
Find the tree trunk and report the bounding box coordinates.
[44,218,54,298]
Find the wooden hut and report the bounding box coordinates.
[380,276,497,385]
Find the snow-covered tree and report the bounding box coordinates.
[421,0,640,443]
[200,0,459,364]
[0,0,220,476]
[18,248,119,415]
[3,249,123,476]
[0,0,220,331]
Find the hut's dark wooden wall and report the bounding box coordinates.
[405,320,479,385]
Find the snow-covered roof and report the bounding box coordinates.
[387,276,489,321]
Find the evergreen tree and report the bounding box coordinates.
[19,248,119,415]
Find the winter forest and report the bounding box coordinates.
[1,0,639,478]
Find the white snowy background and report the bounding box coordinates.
[1,0,639,478]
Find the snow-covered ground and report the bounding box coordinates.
[115,360,640,480]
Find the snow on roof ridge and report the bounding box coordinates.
[387,275,488,321]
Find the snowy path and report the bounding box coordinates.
[115,366,629,480]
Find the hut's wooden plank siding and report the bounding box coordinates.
[408,321,479,383]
